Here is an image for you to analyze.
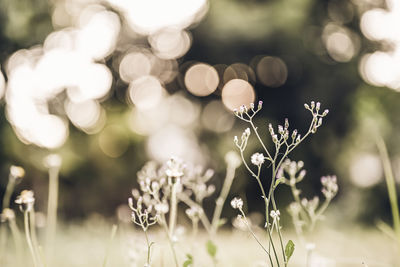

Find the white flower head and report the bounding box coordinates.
[10,165,25,179]
[225,151,241,169]
[165,157,185,178]
[44,154,62,169]
[230,197,243,210]
[15,190,35,212]
[270,210,280,220]
[251,153,265,166]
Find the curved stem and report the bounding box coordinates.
[211,164,236,235]
[24,211,38,267]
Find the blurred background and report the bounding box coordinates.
[0,0,399,228]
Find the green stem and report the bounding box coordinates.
[29,209,43,267]
[376,137,400,240]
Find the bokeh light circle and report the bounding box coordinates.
[119,52,152,83]
[256,56,288,87]
[221,79,255,111]
[184,63,219,96]
[128,75,164,110]
[202,100,235,133]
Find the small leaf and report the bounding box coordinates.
[274,178,285,188]
[206,240,217,258]
[285,240,295,261]
[183,254,193,267]
[217,218,227,227]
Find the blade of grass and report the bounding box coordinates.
[376,137,400,240]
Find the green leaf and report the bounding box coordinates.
[183,254,193,267]
[217,218,227,227]
[206,240,217,258]
[285,240,295,261]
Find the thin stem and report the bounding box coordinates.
[160,220,179,267]
[239,209,273,266]
[2,175,16,211]
[310,198,331,231]
[211,163,236,235]
[46,166,59,263]
[9,218,24,267]
[169,181,178,237]
[102,224,118,267]
[29,209,43,267]
[271,195,287,266]
[24,211,39,267]
[0,175,16,264]
[250,121,273,161]
[144,230,153,265]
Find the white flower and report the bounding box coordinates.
[10,165,25,179]
[155,202,169,214]
[165,157,185,177]
[270,210,280,220]
[230,197,243,210]
[15,190,35,212]
[251,153,265,166]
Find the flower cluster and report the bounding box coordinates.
[130,157,216,230]
[321,175,338,199]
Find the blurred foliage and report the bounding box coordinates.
[0,0,399,228]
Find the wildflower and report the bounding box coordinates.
[165,157,185,178]
[10,165,25,179]
[230,197,243,210]
[270,210,280,220]
[0,208,15,222]
[251,153,265,166]
[15,190,35,212]
[321,175,338,199]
